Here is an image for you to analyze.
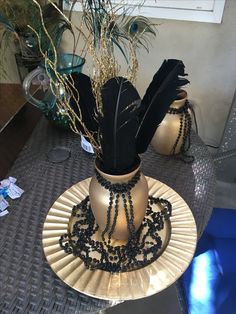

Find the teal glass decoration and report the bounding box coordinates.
[23,54,85,129]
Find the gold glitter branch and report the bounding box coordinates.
[27,0,145,157]
[29,0,101,153]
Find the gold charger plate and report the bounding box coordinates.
[42,177,197,301]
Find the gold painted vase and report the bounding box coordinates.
[151,90,189,155]
[89,164,148,241]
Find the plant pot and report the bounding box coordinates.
[151,90,191,155]
[89,162,148,241]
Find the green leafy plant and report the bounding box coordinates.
[0,0,71,78]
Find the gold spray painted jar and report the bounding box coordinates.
[89,163,148,241]
[151,90,189,155]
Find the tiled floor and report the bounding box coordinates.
[106,284,182,314]
[215,156,236,210]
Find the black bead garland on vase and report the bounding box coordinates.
[95,168,140,242]
[59,170,172,273]
[168,100,194,163]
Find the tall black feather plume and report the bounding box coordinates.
[70,72,98,140]
[136,59,189,153]
[98,77,141,175]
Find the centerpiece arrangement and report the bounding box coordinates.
[36,0,189,273]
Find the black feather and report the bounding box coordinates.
[98,77,141,175]
[70,72,98,140]
[136,59,189,153]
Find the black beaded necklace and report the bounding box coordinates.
[95,169,140,243]
[168,100,194,163]
[59,171,172,273]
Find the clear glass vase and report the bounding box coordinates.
[23,53,85,129]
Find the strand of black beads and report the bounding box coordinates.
[149,196,172,219]
[59,194,173,273]
[184,109,192,151]
[168,101,194,163]
[108,193,120,243]
[160,198,172,219]
[95,169,141,194]
[101,191,114,241]
[106,195,120,272]
[127,190,136,239]
[179,105,194,163]
[95,168,141,242]
[180,105,190,153]
[181,114,188,152]
[172,112,184,154]
[122,193,132,238]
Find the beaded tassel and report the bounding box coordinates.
[59,195,172,272]
[95,169,140,244]
[169,100,194,163]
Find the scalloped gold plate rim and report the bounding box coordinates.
[42,177,197,301]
